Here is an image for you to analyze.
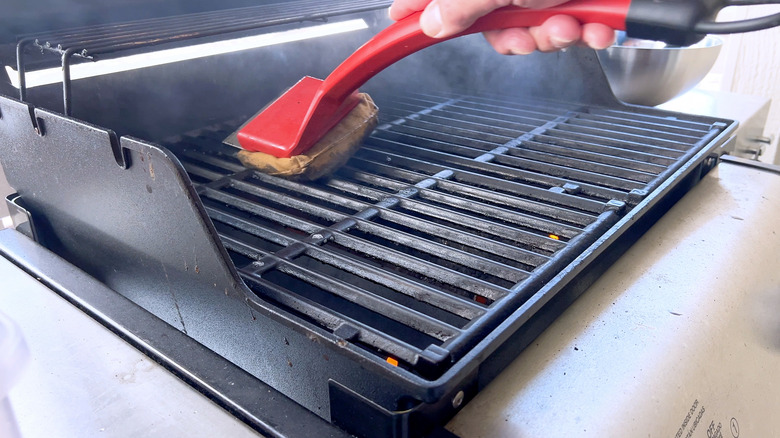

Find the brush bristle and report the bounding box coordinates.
[236,93,378,181]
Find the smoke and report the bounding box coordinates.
[363,17,618,108]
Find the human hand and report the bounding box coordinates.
[388,0,616,55]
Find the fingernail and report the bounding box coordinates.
[551,36,575,49]
[509,46,534,56]
[420,1,443,38]
[589,41,613,50]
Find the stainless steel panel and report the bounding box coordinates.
[448,160,780,437]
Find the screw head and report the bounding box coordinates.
[451,390,465,409]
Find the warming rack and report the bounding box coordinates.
[14,0,392,115]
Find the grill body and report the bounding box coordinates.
[0,4,736,437]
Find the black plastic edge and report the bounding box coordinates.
[626,0,724,45]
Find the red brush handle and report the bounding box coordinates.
[321,0,631,104]
[238,0,632,157]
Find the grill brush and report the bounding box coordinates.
[225,0,780,177]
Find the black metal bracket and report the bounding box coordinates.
[0,94,249,329]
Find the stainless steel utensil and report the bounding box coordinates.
[597,32,722,106]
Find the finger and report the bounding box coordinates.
[421,0,512,38]
[483,28,536,55]
[388,0,432,21]
[581,22,616,49]
[527,14,581,52]
[419,0,574,38]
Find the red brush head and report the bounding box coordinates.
[237,77,361,158]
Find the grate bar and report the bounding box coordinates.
[245,172,372,213]
[586,108,712,132]
[238,265,424,365]
[510,140,668,175]
[202,187,325,234]
[420,109,539,132]
[530,134,678,166]
[274,261,461,341]
[433,105,558,127]
[201,180,518,298]
[230,178,351,222]
[182,161,229,182]
[386,122,512,149]
[377,208,549,268]
[449,100,570,121]
[179,150,246,172]
[249,170,550,268]
[302,246,487,320]
[403,114,525,139]
[400,193,578,243]
[524,136,676,168]
[360,140,629,203]
[545,128,687,158]
[565,117,701,144]
[388,95,563,125]
[440,209,621,358]
[326,175,570,252]
[441,93,709,138]
[345,155,601,224]
[494,147,657,185]
[206,205,297,249]
[369,126,653,191]
[219,218,500,319]
[346,155,601,224]
[416,93,579,118]
[351,218,530,284]
[554,123,696,150]
[574,112,709,138]
[328,232,511,301]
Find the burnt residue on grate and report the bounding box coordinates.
[169,92,725,378]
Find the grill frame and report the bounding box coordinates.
[0,6,738,435]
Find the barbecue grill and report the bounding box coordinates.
[0,1,741,437]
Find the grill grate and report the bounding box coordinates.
[170,92,725,377]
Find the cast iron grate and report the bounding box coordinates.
[170,92,725,378]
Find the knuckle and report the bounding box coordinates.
[439,0,511,30]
